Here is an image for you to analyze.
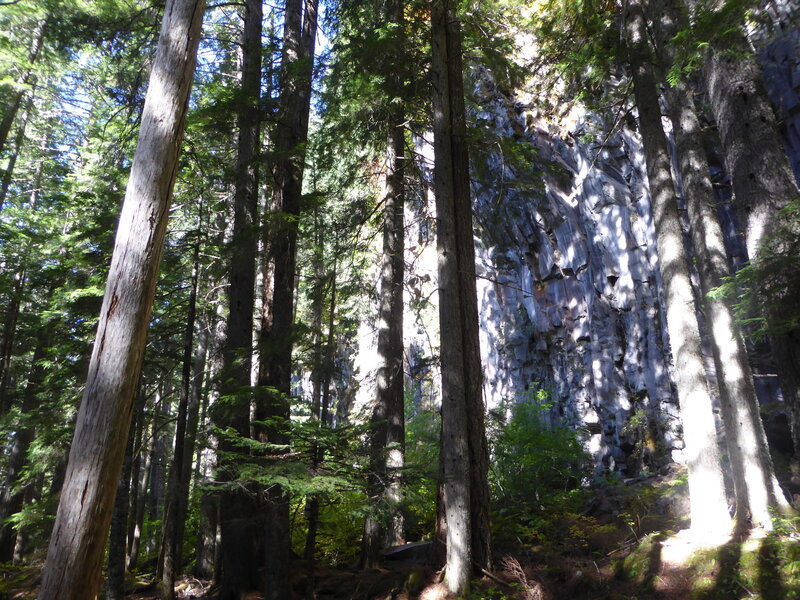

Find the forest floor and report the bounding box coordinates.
[2,466,799,600]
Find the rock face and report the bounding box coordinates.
[470,78,681,476]
[464,5,800,476]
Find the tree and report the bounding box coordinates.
[623,0,730,533]
[362,0,408,570]
[37,0,205,596]
[651,0,790,531]
[692,0,800,458]
[209,0,264,596]
[256,0,318,597]
[431,0,492,592]
[158,211,204,600]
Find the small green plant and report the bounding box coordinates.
[489,389,590,512]
[488,387,592,550]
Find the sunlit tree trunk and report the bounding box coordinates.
[696,0,800,458]
[651,0,791,531]
[624,0,730,533]
[38,0,205,597]
[431,0,492,593]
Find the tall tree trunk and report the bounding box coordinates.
[256,0,317,597]
[159,229,202,600]
[126,388,148,570]
[303,210,327,597]
[697,0,800,458]
[210,1,263,597]
[431,0,492,593]
[0,270,25,412]
[363,0,407,568]
[0,130,46,412]
[148,389,171,530]
[652,0,791,531]
[304,251,339,599]
[175,306,208,568]
[38,1,205,597]
[624,0,731,533]
[0,329,48,562]
[106,387,143,600]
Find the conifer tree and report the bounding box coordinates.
[362,0,408,569]
[431,0,492,592]
[38,0,205,596]
[623,0,730,533]
[690,0,800,457]
[651,0,791,531]
[256,0,318,596]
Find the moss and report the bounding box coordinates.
[684,534,800,599]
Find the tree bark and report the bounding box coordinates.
[256,0,317,597]
[362,0,407,570]
[624,0,731,533]
[38,0,205,597]
[696,0,800,458]
[651,0,791,531]
[210,1,263,596]
[431,0,492,592]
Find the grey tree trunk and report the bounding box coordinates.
[362,0,407,570]
[431,0,492,592]
[697,1,800,459]
[38,1,205,597]
[624,0,731,533]
[652,0,791,531]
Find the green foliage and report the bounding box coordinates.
[530,0,623,107]
[709,198,800,340]
[666,0,759,86]
[403,403,441,541]
[488,388,593,553]
[489,389,591,509]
